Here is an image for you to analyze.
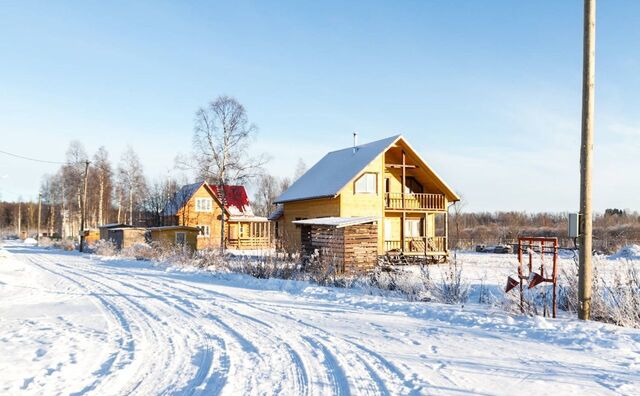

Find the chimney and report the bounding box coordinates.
[353,132,358,154]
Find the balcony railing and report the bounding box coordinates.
[384,236,447,254]
[384,192,445,211]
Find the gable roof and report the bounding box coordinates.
[163,181,227,216]
[210,185,255,217]
[274,135,459,204]
[274,135,400,204]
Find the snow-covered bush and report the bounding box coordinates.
[121,243,155,261]
[93,240,117,256]
[559,257,640,328]
[37,237,55,248]
[431,259,470,305]
[54,239,76,251]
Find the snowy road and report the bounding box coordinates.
[1,243,639,395]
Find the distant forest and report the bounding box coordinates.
[448,209,640,253]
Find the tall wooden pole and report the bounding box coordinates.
[578,0,596,320]
[17,201,22,238]
[37,193,42,241]
[79,160,90,252]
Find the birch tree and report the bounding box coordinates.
[187,95,269,252]
[92,146,112,226]
[117,147,147,225]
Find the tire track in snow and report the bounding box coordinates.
[143,275,399,395]
[149,276,414,394]
[29,254,201,395]
[24,256,137,395]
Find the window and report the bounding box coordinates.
[175,232,186,245]
[355,173,377,194]
[275,221,280,238]
[404,219,422,238]
[197,225,210,237]
[195,198,212,212]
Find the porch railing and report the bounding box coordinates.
[227,236,271,250]
[384,236,447,254]
[384,193,445,211]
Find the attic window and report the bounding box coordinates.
[355,173,377,194]
[195,198,212,212]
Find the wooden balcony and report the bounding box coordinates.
[384,192,445,211]
[384,236,447,255]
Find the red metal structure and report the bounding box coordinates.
[510,237,559,318]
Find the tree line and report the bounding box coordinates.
[0,96,304,239]
[449,208,640,253]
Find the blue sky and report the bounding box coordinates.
[1,1,638,212]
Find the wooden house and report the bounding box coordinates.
[271,135,459,263]
[149,226,199,251]
[163,181,270,250]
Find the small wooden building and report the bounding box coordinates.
[82,229,100,246]
[98,223,134,241]
[149,226,199,251]
[105,227,147,250]
[293,217,378,274]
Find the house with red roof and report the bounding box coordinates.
[163,181,270,250]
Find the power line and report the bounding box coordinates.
[0,149,67,165]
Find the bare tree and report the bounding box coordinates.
[293,158,307,181]
[117,147,147,225]
[92,146,112,226]
[253,174,279,217]
[185,95,269,252]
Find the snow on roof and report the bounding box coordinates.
[98,223,133,229]
[292,216,378,228]
[164,182,255,217]
[274,135,400,203]
[210,185,254,217]
[267,205,284,221]
[228,216,268,222]
[163,181,205,216]
[148,226,200,232]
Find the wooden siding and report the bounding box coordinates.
[280,197,341,251]
[301,223,377,274]
[150,228,198,251]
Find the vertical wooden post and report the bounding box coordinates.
[79,160,90,252]
[444,209,449,252]
[37,193,42,241]
[17,201,22,238]
[578,0,596,320]
[401,151,406,252]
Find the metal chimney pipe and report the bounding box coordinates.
[353,132,358,153]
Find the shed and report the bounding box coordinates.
[82,229,100,246]
[98,223,134,240]
[148,226,199,251]
[293,217,379,274]
[106,227,147,250]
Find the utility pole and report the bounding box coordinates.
[17,201,22,238]
[578,0,596,320]
[37,193,42,241]
[79,160,90,252]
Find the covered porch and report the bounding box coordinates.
[383,144,450,259]
[226,216,271,250]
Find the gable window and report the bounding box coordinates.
[197,225,210,237]
[195,198,212,212]
[355,173,377,194]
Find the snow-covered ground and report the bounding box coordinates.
[1,241,639,395]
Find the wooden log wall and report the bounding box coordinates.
[301,223,378,275]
